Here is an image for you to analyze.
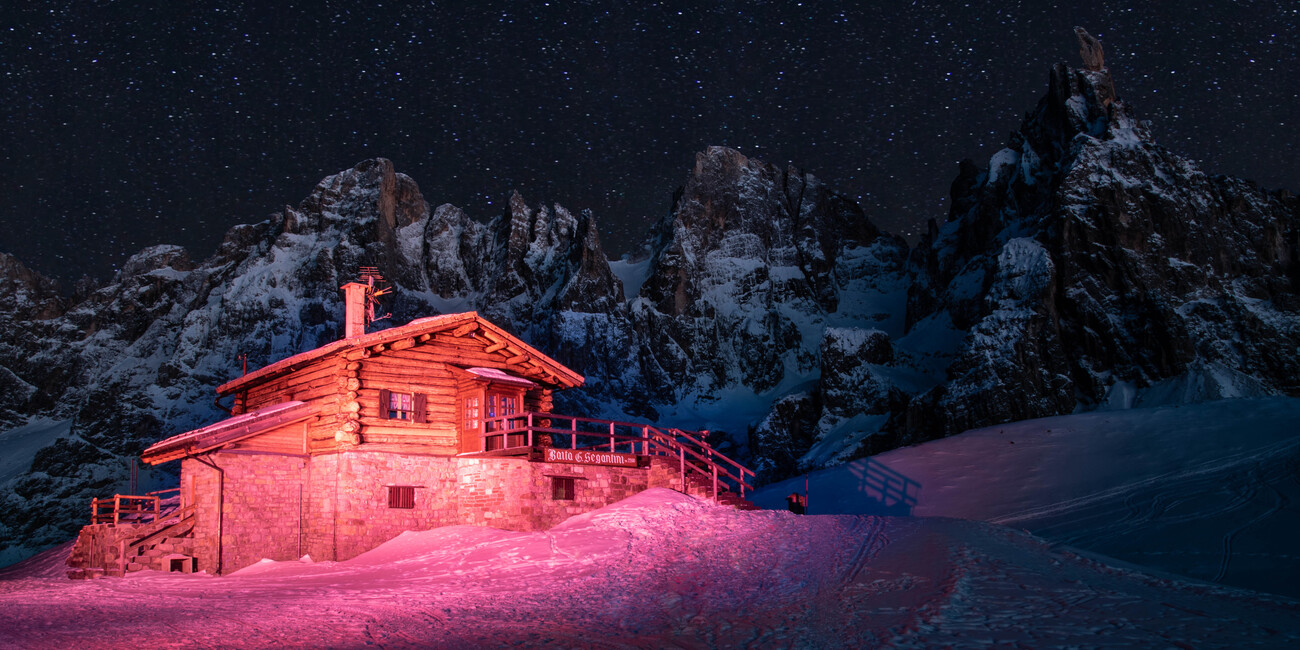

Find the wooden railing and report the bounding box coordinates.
[89,488,181,525]
[480,412,755,500]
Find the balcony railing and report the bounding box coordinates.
[479,412,755,499]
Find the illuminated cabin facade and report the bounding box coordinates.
[68,283,754,577]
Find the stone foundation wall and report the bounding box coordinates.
[312,452,461,562]
[184,453,307,574]
[66,518,197,578]
[454,456,683,530]
[66,523,139,578]
[182,450,690,574]
[182,458,217,573]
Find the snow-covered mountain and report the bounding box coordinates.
[903,60,1300,443]
[0,50,1297,567]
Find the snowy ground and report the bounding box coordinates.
[755,397,1300,600]
[1,399,1298,647]
[0,489,1297,647]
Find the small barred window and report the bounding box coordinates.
[551,477,575,501]
[387,485,415,509]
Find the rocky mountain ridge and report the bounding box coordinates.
[1,47,1297,564]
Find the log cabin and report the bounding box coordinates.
[66,279,755,578]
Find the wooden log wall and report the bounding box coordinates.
[217,322,571,457]
[242,358,338,412]
[355,346,459,454]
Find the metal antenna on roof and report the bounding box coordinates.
[358,266,393,328]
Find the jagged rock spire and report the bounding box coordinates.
[1074,26,1105,71]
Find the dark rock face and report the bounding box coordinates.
[0,253,63,322]
[635,146,906,401]
[903,60,1300,440]
[0,255,67,429]
[643,147,882,318]
[748,392,821,483]
[1074,26,1106,73]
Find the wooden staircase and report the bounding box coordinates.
[122,505,197,573]
[679,469,760,510]
[67,492,199,579]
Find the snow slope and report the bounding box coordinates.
[1,488,1298,648]
[753,397,1300,599]
[0,419,71,487]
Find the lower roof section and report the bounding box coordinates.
[141,401,317,465]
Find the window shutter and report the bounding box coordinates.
[413,393,427,423]
[378,388,391,419]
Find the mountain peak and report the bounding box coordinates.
[1074,26,1105,72]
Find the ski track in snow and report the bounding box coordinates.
[756,397,1300,601]
[987,434,1300,526]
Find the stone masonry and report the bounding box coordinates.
[179,450,689,574]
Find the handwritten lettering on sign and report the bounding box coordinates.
[543,447,639,468]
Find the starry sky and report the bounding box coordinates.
[2,1,1297,284]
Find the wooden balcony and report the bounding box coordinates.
[472,412,755,499]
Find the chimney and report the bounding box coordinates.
[341,282,368,338]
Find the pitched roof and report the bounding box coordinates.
[141,401,316,465]
[217,311,583,395]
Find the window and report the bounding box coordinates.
[484,392,519,430]
[379,389,426,422]
[387,486,415,509]
[551,477,575,501]
[464,396,480,433]
[388,392,412,419]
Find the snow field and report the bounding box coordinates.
[754,397,1300,600]
[2,487,1299,647]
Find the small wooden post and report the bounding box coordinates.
[113,495,121,525]
[712,465,719,501]
[642,426,648,455]
[609,422,616,452]
[570,418,577,449]
[527,413,534,448]
[679,448,685,491]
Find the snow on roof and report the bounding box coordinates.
[217,312,473,394]
[216,311,582,395]
[465,367,537,388]
[141,400,316,464]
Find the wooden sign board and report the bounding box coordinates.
[542,447,639,468]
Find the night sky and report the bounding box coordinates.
[3,2,1296,284]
